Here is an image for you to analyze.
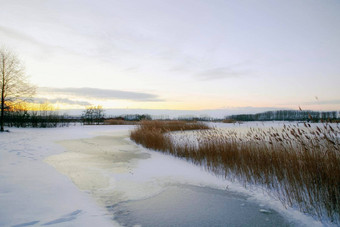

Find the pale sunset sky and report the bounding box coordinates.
[1,0,339,112]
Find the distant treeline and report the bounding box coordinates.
[106,114,152,121]
[5,108,340,128]
[107,114,215,122]
[226,110,340,122]
[4,109,73,128]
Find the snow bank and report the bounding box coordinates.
[0,126,133,227]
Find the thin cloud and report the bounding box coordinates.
[0,25,54,54]
[195,67,248,80]
[191,60,253,81]
[38,87,163,102]
[0,26,42,46]
[33,98,92,106]
[303,99,340,105]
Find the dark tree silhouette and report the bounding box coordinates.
[82,105,105,125]
[0,47,36,131]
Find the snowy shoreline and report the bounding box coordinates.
[0,124,329,226]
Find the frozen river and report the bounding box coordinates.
[110,184,291,227]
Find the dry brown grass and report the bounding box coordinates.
[130,121,210,151]
[104,119,139,125]
[130,121,340,224]
[132,120,209,132]
[222,119,238,123]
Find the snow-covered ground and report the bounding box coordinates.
[0,126,129,227]
[0,124,329,226]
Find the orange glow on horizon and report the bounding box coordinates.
[6,101,57,112]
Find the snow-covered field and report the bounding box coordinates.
[0,124,327,226]
[0,126,126,227]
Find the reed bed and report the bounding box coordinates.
[103,119,139,125]
[130,121,340,223]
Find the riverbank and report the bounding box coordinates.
[0,124,326,226]
[47,124,322,226]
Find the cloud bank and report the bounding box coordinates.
[38,87,163,102]
[32,97,92,106]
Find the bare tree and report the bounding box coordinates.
[0,47,36,132]
[82,105,105,125]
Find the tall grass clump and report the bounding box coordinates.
[130,121,340,224]
[130,120,209,151]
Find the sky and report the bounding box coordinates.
[0,0,339,113]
